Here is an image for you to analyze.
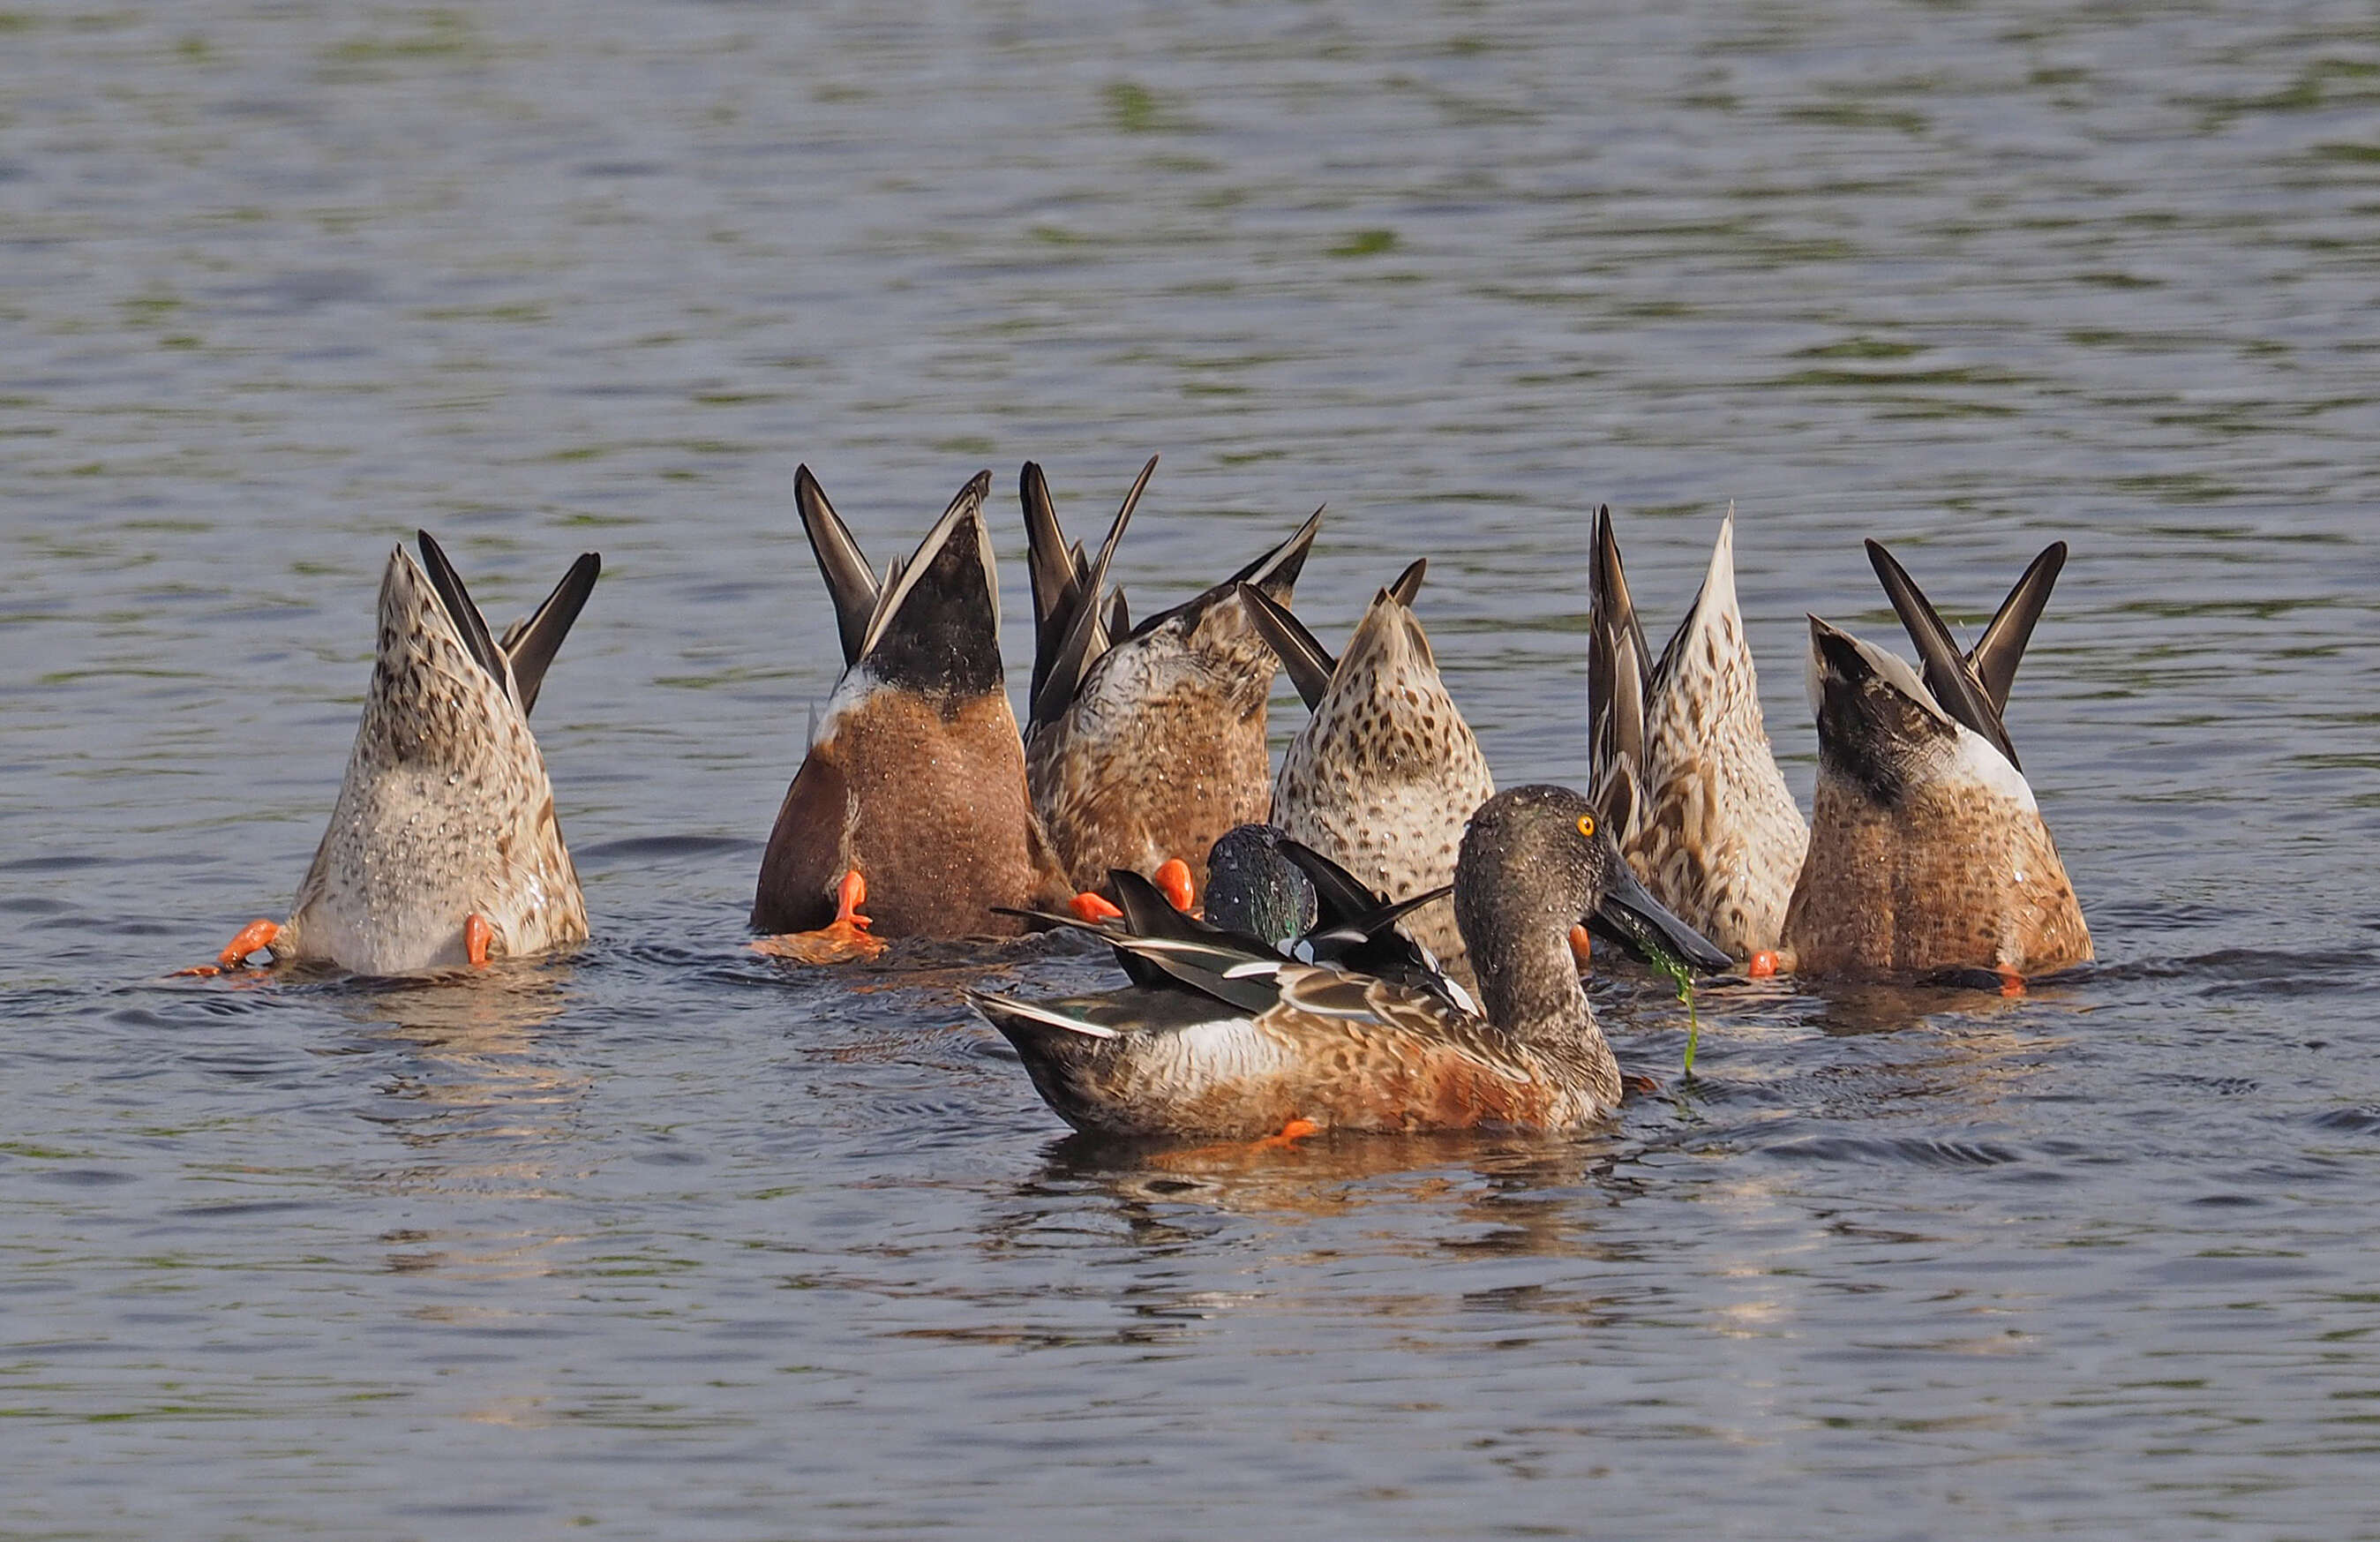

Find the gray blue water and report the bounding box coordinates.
[7,1,2380,1536]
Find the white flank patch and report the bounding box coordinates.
[1942,724,2038,812]
[1165,1016,1280,1080]
[808,664,882,747]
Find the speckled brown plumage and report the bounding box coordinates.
[753,468,1070,940]
[972,786,1714,1140]
[1782,615,2091,979]
[1021,463,1318,903]
[756,688,1063,937]
[1270,583,1494,985]
[275,540,592,974]
[1025,596,1280,900]
[1590,510,1806,959]
[1783,771,2089,977]
[990,970,1616,1140]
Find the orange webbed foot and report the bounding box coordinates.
[1069,891,1123,924]
[1997,967,2025,998]
[464,914,495,968]
[1162,1116,1324,1166]
[1747,949,1781,979]
[1251,1116,1321,1150]
[1153,858,1195,914]
[752,869,889,965]
[174,918,282,974]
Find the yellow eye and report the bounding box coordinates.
[1576,814,1597,839]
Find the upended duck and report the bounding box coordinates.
[1782,540,2091,981]
[752,468,1067,952]
[1589,508,1807,964]
[1021,457,1319,907]
[201,532,599,975]
[969,785,1730,1140]
[1243,560,1495,988]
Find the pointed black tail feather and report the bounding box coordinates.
[1027,457,1153,733]
[1587,507,1652,819]
[1236,582,1337,710]
[794,466,880,668]
[499,552,600,716]
[1865,538,2023,768]
[1970,541,2067,714]
[414,531,507,690]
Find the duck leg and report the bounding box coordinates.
[464,913,494,967]
[1152,858,1195,913]
[1068,890,1123,923]
[752,869,889,964]
[1068,858,1193,925]
[173,918,282,975]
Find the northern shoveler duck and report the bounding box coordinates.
[752,467,1067,948]
[969,785,1731,1140]
[1242,560,1495,987]
[1020,457,1321,906]
[1781,539,2091,981]
[1588,508,1807,964]
[200,533,599,975]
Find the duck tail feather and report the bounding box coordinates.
[1020,462,1077,645]
[1232,504,1325,601]
[966,990,1120,1041]
[1587,506,1652,802]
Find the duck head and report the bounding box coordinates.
[1456,786,1731,1029]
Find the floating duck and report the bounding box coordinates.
[752,468,1066,949]
[202,532,598,975]
[969,785,1730,1140]
[1588,508,1807,964]
[1781,540,2090,981]
[1243,560,1495,987]
[1020,457,1320,906]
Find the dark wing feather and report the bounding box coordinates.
[1969,541,2066,714]
[1028,457,1153,733]
[1234,505,1325,603]
[1865,538,2021,768]
[1020,461,1077,651]
[793,466,880,668]
[498,552,599,716]
[1235,582,1337,710]
[1587,507,1653,827]
[414,530,508,689]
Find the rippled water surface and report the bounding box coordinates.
[9,1,2380,1535]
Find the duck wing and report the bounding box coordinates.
[497,552,600,716]
[1866,538,2065,771]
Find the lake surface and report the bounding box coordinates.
[7,0,2380,1535]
